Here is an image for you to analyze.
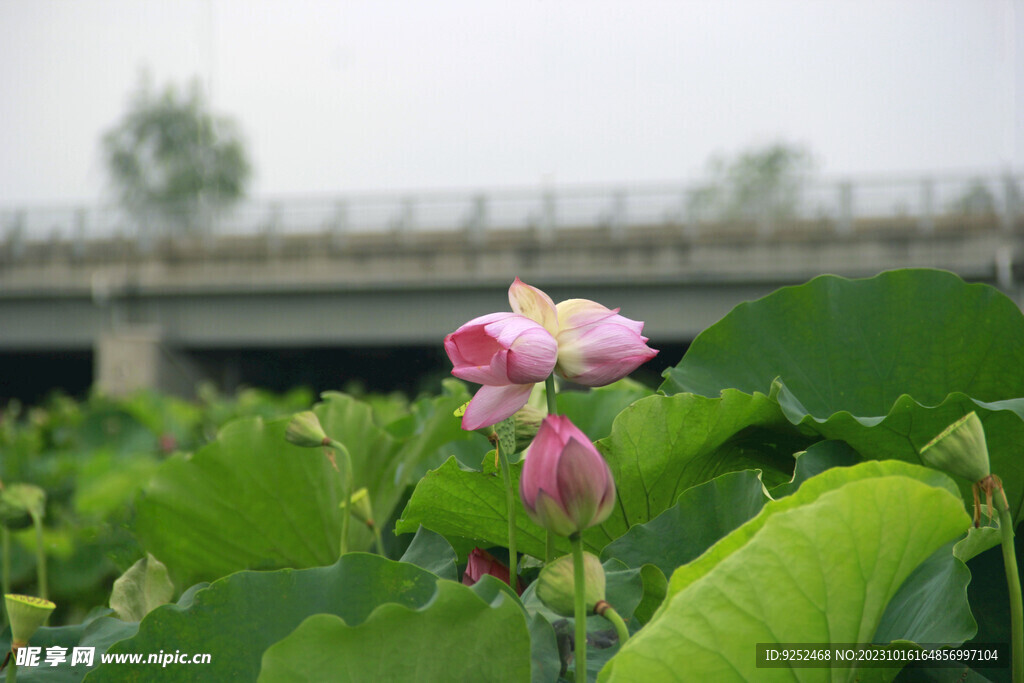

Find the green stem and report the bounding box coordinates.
[30,513,45,601]
[571,533,587,682]
[497,446,518,588]
[2,527,10,626]
[329,440,354,558]
[370,523,384,556]
[997,494,1023,683]
[6,658,15,683]
[599,605,630,646]
[545,375,558,416]
[545,531,556,565]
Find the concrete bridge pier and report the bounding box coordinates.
[94,325,205,397]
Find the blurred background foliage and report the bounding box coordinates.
[0,383,312,622]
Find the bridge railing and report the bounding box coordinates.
[1,171,1021,257]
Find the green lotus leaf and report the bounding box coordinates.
[257,579,532,683]
[601,469,768,576]
[660,269,1024,522]
[85,554,441,682]
[600,470,971,682]
[135,391,476,585]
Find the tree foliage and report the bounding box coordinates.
[688,141,816,225]
[103,76,250,233]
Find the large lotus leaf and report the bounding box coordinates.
[664,460,961,602]
[556,378,655,441]
[85,554,441,682]
[257,578,532,682]
[661,270,1024,413]
[599,474,971,682]
[659,269,1024,520]
[0,612,137,683]
[594,390,809,533]
[601,469,768,575]
[133,415,345,586]
[134,389,463,585]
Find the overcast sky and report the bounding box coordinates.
[1,0,1021,206]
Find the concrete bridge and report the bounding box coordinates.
[2,171,1022,396]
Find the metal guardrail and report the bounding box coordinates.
[1,172,1022,256]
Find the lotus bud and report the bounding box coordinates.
[511,404,546,453]
[5,594,55,649]
[340,488,375,527]
[485,403,546,453]
[536,552,606,617]
[462,548,523,595]
[519,415,616,537]
[920,412,990,483]
[285,411,329,448]
[0,483,45,530]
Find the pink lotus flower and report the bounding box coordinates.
[519,415,616,537]
[444,312,557,430]
[508,278,657,386]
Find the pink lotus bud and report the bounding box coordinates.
[553,299,658,386]
[462,547,523,594]
[519,415,616,537]
[508,277,559,336]
[444,312,558,430]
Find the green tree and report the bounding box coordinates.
[688,142,816,225]
[950,178,997,215]
[103,76,250,234]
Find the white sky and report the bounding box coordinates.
[1,0,1021,206]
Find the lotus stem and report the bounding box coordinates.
[328,440,354,558]
[497,444,518,588]
[370,521,384,556]
[571,533,587,681]
[596,601,630,647]
[30,513,46,601]
[996,487,1023,683]
[2,527,9,626]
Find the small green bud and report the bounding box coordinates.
[285,411,329,448]
[0,483,46,529]
[536,552,606,617]
[511,404,545,453]
[920,412,991,482]
[5,594,55,648]
[340,487,375,527]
